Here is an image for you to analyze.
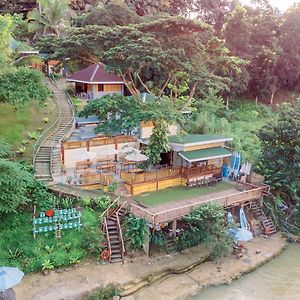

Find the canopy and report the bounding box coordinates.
[97,148,119,156]
[178,147,231,163]
[73,150,97,161]
[227,228,253,242]
[0,267,24,291]
[120,146,141,154]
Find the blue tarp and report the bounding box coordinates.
[0,267,24,291]
[239,207,249,229]
[227,228,253,241]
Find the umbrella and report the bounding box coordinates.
[227,228,253,242]
[0,267,24,292]
[120,146,141,154]
[239,207,249,229]
[125,152,149,162]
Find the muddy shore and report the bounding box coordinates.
[14,233,285,300]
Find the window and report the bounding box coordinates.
[98,84,104,91]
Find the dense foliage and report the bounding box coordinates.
[0,67,50,105]
[0,159,35,214]
[258,99,300,207]
[124,215,149,250]
[180,203,233,259]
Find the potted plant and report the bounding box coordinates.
[42,259,54,275]
[67,176,72,184]
[16,146,26,157]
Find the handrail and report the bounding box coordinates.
[104,218,112,263]
[100,196,120,219]
[32,78,62,170]
[116,212,125,257]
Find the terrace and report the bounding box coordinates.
[131,181,269,225]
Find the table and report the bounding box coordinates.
[96,164,116,173]
[128,168,144,174]
[75,160,92,170]
[120,161,136,171]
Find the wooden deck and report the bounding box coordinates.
[131,182,266,224]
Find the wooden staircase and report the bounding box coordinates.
[165,236,176,254]
[250,201,277,235]
[104,203,127,263]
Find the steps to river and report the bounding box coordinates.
[33,78,74,183]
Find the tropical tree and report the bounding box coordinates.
[27,0,72,37]
[80,1,140,27]
[145,120,171,165]
[258,99,300,204]
[0,15,13,68]
[276,4,300,91]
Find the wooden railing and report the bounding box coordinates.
[120,167,182,184]
[80,173,115,186]
[100,196,120,219]
[104,218,112,263]
[182,165,221,178]
[63,135,136,149]
[116,202,127,258]
[131,185,266,224]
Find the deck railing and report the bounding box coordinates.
[131,184,265,224]
[63,135,136,149]
[182,165,221,178]
[120,167,182,184]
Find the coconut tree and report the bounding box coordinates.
[27,0,72,37]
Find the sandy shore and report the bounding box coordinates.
[14,233,285,300]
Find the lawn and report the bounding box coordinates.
[134,181,233,207]
[0,98,57,161]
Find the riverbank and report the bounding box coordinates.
[14,233,285,300]
[133,233,286,300]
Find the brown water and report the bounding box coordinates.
[192,244,300,300]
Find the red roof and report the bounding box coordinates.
[67,64,124,84]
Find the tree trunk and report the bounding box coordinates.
[255,96,258,105]
[270,91,275,105]
[226,97,229,110]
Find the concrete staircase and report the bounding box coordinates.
[250,201,277,235]
[104,205,126,263]
[33,78,74,183]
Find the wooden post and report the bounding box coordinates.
[61,143,65,165]
[87,140,90,151]
[114,137,118,161]
[172,219,177,238]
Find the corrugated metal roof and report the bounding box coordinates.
[67,64,124,84]
[169,134,232,145]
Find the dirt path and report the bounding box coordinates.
[14,245,210,300]
[14,234,285,300]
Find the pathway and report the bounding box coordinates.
[33,78,74,182]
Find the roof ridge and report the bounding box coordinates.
[90,64,99,82]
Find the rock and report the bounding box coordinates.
[113,296,120,300]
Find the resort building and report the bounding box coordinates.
[66,63,126,100]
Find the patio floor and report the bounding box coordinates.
[134,181,233,207]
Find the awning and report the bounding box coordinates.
[178,147,232,163]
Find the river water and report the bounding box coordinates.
[192,244,300,300]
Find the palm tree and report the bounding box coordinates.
[27,0,72,37]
